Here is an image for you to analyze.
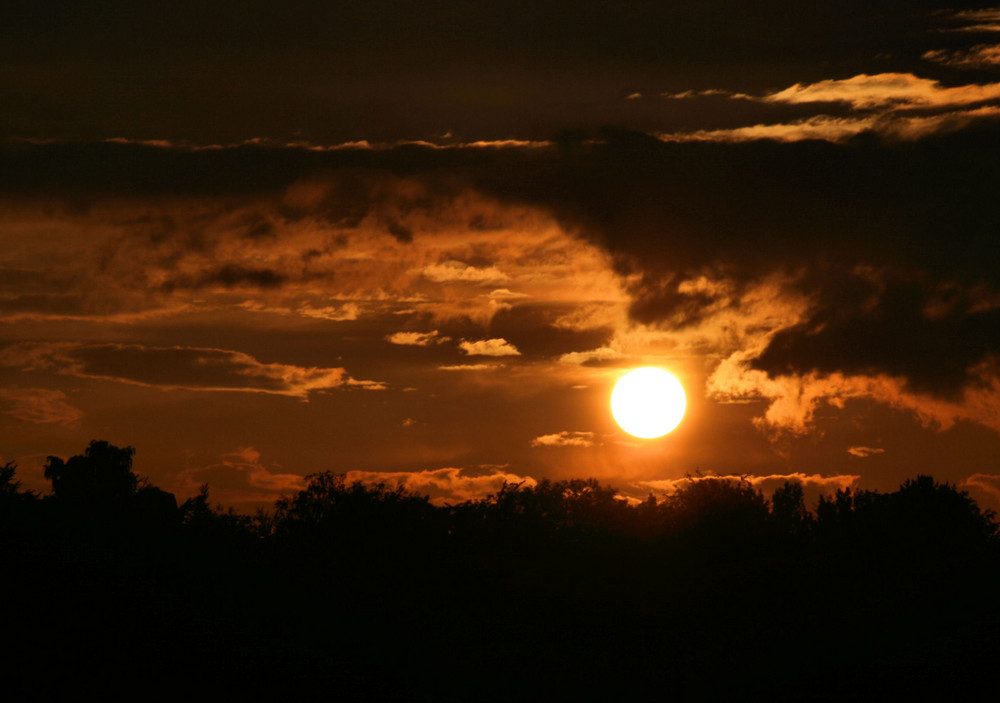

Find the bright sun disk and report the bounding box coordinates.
[611,367,687,438]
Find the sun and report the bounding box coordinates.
[611,367,687,438]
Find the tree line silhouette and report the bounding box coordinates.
[3,440,999,700]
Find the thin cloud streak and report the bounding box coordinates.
[0,342,384,398]
[923,44,1000,68]
[848,446,886,458]
[765,73,1000,110]
[531,431,597,448]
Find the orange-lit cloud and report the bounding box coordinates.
[421,261,510,285]
[0,388,83,426]
[344,467,537,505]
[459,338,521,357]
[559,347,623,365]
[657,70,1000,143]
[169,446,307,506]
[0,170,626,335]
[387,330,447,346]
[437,363,502,371]
[847,446,886,458]
[660,72,1000,110]
[659,105,1000,144]
[960,473,1000,512]
[924,44,1000,68]
[710,363,1000,439]
[660,88,755,101]
[765,73,1000,110]
[942,8,1000,33]
[531,431,597,448]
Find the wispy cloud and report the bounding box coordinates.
[421,261,509,285]
[960,473,1000,511]
[386,330,447,346]
[661,73,1000,110]
[531,431,597,448]
[847,446,886,458]
[0,342,384,398]
[924,44,1000,68]
[459,338,521,357]
[765,73,1000,110]
[558,346,623,365]
[0,388,83,425]
[658,72,1000,143]
[170,446,307,505]
[659,105,1000,144]
[660,88,754,100]
[437,363,501,371]
[940,7,1000,33]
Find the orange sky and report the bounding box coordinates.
[2,2,1000,511]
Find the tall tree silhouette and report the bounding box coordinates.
[43,440,138,507]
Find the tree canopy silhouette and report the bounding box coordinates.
[5,439,1000,701]
[43,439,138,506]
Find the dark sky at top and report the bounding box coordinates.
[1,1,993,142]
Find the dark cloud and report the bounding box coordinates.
[385,219,414,243]
[3,117,1000,400]
[487,304,612,359]
[193,264,288,290]
[241,213,277,240]
[753,269,1000,397]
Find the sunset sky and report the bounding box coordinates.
[3,1,1000,510]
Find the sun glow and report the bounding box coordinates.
[611,367,687,438]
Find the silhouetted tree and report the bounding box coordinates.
[1,460,21,497]
[43,440,138,507]
[272,472,437,547]
[770,480,811,533]
[486,478,626,532]
[666,476,768,531]
[4,437,1000,701]
[890,475,998,543]
[816,485,858,525]
[0,461,40,534]
[179,484,263,539]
